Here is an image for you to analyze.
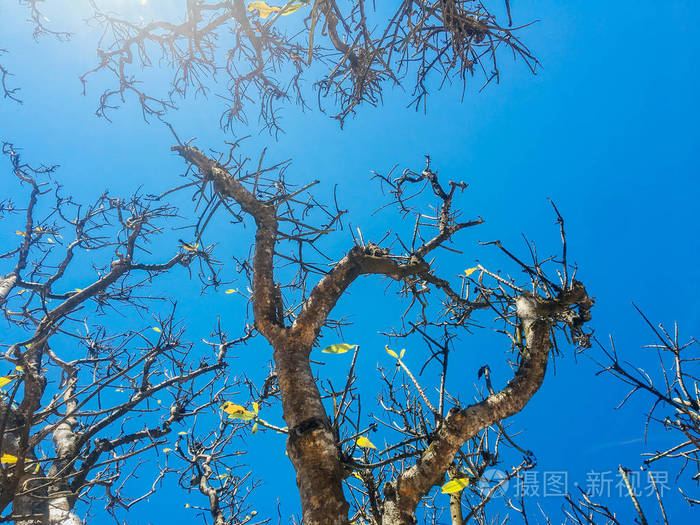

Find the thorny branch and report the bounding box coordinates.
[0,144,263,525]
[172,141,592,524]
[71,0,538,132]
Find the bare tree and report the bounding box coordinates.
[71,0,536,133]
[0,2,615,525]
[563,314,700,525]
[162,138,593,525]
[0,143,267,525]
[1,1,72,103]
[0,49,21,103]
[1,136,594,525]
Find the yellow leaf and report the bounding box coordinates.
[178,431,188,436]
[441,478,470,494]
[252,423,258,434]
[220,402,255,420]
[184,503,191,508]
[321,343,358,354]
[385,346,399,359]
[248,1,281,18]
[399,348,406,359]
[220,401,240,413]
[253,402,259,415]
[33,462,40,474]
[0,376,17,388]
[163,448,172,453]
[47,238,54,243]
[181,242,199,252]
[152,326,162,333]
[15,366,23,372]
[15,230,26,237]
[225,289,237,294]
[74,288,82,292]
[0,453,18,464]
[156,399,162,404]
[464,267,478,277]
[356,436,376,449]
[352,472,363,480]
[215,473,231,480]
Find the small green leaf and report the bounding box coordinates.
[385,346,399,359]
[281,0,310,15]
[321,343,358,354]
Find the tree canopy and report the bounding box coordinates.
[1,1,698,525]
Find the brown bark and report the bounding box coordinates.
[381,286,591,524]
[174,145,593,525]
[277,342,350,524]
[174,145,351,524]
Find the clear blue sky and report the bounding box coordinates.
[1,1,698,523]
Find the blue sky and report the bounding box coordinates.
[1,1,699,523]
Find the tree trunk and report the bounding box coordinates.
[274,342,349,525]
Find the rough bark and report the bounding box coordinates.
[277,341,350,525]
[0,273,18,306]
[381,286,592,524]
[46,373,82,525]
[174,146,352,524]
[1,401,46,525]
[174,145,593,525]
